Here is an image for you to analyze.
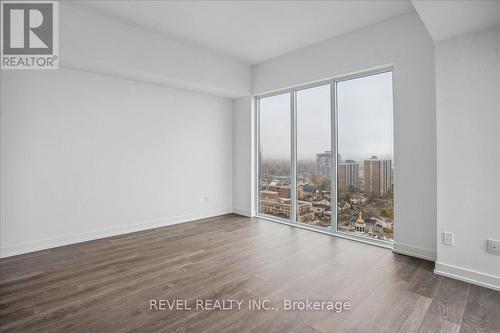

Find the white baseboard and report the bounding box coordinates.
[232,207,252,217]
[434,262,500,292]
[392,242,437,262]
[0,208,232,258]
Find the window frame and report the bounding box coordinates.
[255,66,394,249]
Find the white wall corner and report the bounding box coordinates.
[231,96,253,215]
[232,207,252,217]
[392,242,437,262]
[249,96,256,217]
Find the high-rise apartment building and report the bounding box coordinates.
[338,160,359,192]
[363,156,393,197]
[316,151,332,180]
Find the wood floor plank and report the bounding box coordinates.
[460,284,500,333]
[406,260,441,298]
[426,277,470,325]
[0,214,494,333]
[417,313,461,333]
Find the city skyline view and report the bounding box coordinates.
[259,71,393,161]
[259,71,394,242]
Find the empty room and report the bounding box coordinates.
[1,0,499,332]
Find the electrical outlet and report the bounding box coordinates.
[204,195,210,203]
[487,239,500,255]
[443,232,454,246]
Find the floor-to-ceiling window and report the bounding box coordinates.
[296,84,331,228]
[257,92,292,221]
[336,71,394,241]
[256,69,394,245]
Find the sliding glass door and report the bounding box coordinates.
[256,70,394,244]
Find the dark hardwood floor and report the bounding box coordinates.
[1,214,499,332]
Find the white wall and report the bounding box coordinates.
[0,69,233,257]
[60,3,251,98]
[434,26,500,290]
[232,97,254,217]
[244,12,437,260]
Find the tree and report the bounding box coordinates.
[380,208,394,218]
[342,192,351,202]
[312,175,323,188]
[347,185,357,193]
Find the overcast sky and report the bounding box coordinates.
[259,71,393,161]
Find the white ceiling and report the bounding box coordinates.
[71,0,414,65]
[412,0,500,41]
